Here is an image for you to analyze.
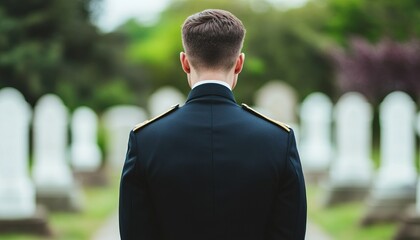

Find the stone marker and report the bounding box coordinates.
[323,92,373,206]
[394,113,420,239]
[71,107,106,186]
[32,94,83,212]
[254,81,299,140]
[255,81,298,124]
[0,88,50,236]
[299,92,333,181]
[394,185,420,239]
[417,113,420,137]
[102,106,147,169]
[361,91,417,225]
[148,86,185,116]
[414,113,420,216]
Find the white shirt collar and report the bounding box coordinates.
[192,80,232,90]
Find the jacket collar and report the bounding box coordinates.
[186,83,236,103]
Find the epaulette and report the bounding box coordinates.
[241,103,290,132]
[133,104,179,132]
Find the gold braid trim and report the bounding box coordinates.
[241,103,290,132]
[133,104,179,132]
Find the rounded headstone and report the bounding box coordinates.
[417,112,420,136]
[0,88,35,218]
[148,86,185,117]
[102,105,148,168]
[32,94,74,193]
[71,106,102,171]
[255,81,298,123]
[330,92,373,186]
[374,91,416,197]
[299,92,333,172]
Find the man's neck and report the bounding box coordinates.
[189,70,234,89]
[192,80,232,90]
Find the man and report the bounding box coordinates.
[119,9,307,240]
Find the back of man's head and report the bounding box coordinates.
[182,9,246,71]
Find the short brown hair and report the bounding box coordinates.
[182,9,246,71]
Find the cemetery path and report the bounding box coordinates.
[91,212,332,240]
[306,221,332,240]
[91,212,119,240]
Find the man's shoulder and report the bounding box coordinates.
[240,103,290,133]
[133,104,180,132]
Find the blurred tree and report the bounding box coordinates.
[121,0,334,103]
[244,1,334,102]
[331,38,420,105]
[3,0,417,111]
[326,0,420,103]
[0,0,149,111]
[326,0,420,44]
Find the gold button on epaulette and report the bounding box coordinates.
[241,103,290,132]
[133,104,180,132]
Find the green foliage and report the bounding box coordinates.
[1,0,419,111]
[120,0,334,103]
[242,2,334,102]
[0,0,149,111]
[326,0,420,44]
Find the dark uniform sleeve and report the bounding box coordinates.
[267,129,307,240]
[119,131,157,240]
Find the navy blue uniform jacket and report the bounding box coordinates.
[119,83,307,240]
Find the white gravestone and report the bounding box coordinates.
[32,94,81,211]
[417,112,420,137]
[361,91,417,225]
[417,113,420,214]
[255,81,299,140]
[417,176,420,214]
[255,81,298,124]
[103,106,147,168]
[70,107,102,172]
[395,112,420,240]
[0,88,35,219]
[323,93,373,206]
[148,86,185,117]
[330,92,373,186]
[373,92,417,197]
[299,92,333,174]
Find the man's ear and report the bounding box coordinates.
[180,52,191,74]
[234,53,245,74]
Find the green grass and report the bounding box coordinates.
[2,173,120,240]
[307,185,397,240]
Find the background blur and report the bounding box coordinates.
[0,0,420,239]
[2,0,419,111]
